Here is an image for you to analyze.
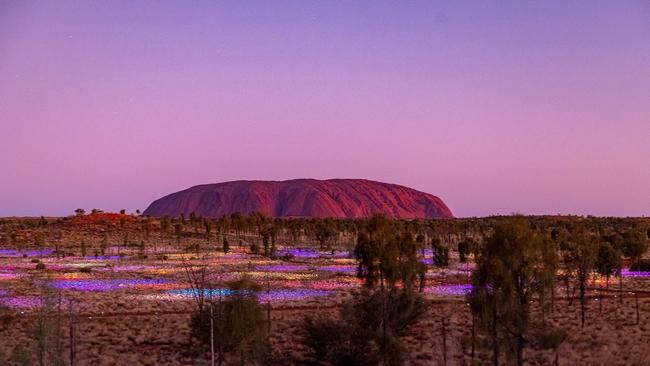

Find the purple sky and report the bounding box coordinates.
[1,1,649,218]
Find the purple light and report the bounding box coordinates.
[0,249,55,258]
[169,288,233,297]
[256,264,309,272]
[424,284,474,297]
[1,296,42,309]
[166,288,330,303]
[84,255,127,260]
[97,265,158,272]
[277,248,320,258]
[259,289,330,303]
[276,248,348,259]
[0,273,21,280]
[316,265,357,273]
[621,269,650,278]
[52,278,170,292]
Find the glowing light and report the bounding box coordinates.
[256,264,309,272]
[163,288,330,303]
[0,273,20,281]
[621,269,650,277]
[0,249,55,258]
[1,296,42,309]
[52,278,171,291]
[316,265,356,273]
[168,288,233,297]
[276,248,349,259]
[424,284,473,297]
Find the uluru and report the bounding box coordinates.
[143,179,453,219]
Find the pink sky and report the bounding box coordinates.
[1,1,649,217]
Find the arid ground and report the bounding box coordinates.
[0,214,649,365]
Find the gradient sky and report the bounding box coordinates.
[1,1,649,218]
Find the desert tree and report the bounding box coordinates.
[189,277,268,366]
[100,233,108,257]
[315,220,337,250]
[261,230,271,257]
[621,225,649,272]
[562,222,598,328]
[0,285,13,333]
[142,217,152,244]
[354,214,426,365]
[430,237,449,268]
[595,241,622,289]
[174,222,183,246]
[468,216,557,366]
[222,237,230,254]
[34,233,46,259]
[32,281,66,366]
[204,219,213,245]
[160,216,171,249]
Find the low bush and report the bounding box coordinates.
[301,289,426,366]
[630,259,650,272]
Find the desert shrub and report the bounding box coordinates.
[190,279,268,365]
[630,259,650,272]
[0,304,13,330]
[301,289,425,366]
[30,259,40,264]
[185,243,200,253]
[302,315,380,366]
[530,324,567,350]
[35,261,46,270]
[11,344,30,366]
[31,283,66,366]
[353,289,426,336]
[79,266,92,273]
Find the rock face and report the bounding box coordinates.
[143,179,453,219]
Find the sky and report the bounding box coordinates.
[0,1,649,218]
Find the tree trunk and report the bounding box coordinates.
[471,315,475,361]
[492,305,498,366]
[516,333,524,366]
[634,291,639,324]
[210,304,215,366]
[580,275,586,328]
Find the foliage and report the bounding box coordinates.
[222,237,230,254]
[431,237,449,267]
[31,282,66,366]
[595,241,622,286]
[468,216,557,366]
[301,289,424,366]
[561,223,598,327]
[190,279,268,365]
